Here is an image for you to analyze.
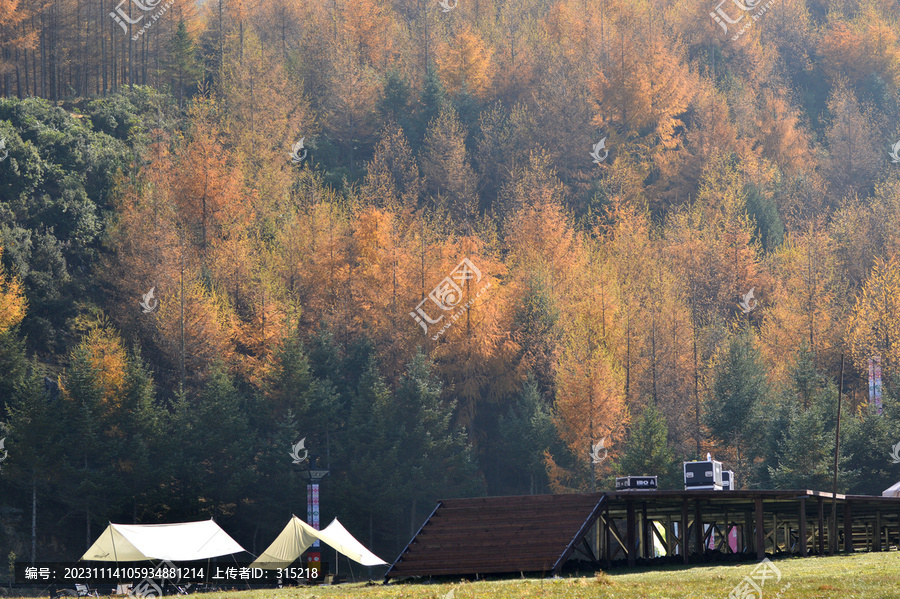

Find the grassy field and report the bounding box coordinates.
[8,553,900,599]
[235,553,900,598]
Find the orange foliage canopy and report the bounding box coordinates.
[0,244,26,334]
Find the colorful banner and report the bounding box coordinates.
[874,356,883,415]
[307,484,320,547]
[868,357,875,404]
[870,356,883,415]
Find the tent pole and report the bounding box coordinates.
[110,522,118,562]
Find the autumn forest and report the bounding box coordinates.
[2,0,900,565]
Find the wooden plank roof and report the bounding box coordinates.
[385,493,606,579]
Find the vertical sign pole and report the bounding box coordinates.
[830,353,844,554]
[308,482,320,577]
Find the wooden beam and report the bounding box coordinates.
[607,515,627,560]
[651,519,669,553]
[627,499,636,567]
[604,503,611,568]
[695,501,704,559]
[724,507,730,554]
[681,499,689,564]
[754,498,765,560]
[665,515,673,557]
[642,502,649,559]
[875,511,882,552]
[551,495,608,575]
[843,501,853,553]
[744,511,754,555]
[576,538,599,565]
[702,522,716,548]
[385,500,443,581]
[817,498,825,555]
[799,497,808,557]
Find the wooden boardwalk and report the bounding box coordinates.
[385,490,900,580]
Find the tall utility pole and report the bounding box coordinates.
[300,455,329,577]
[180,232,186,390]
[830,353,844,554]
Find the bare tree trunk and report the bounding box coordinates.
[128,0,133,85]
[40,7,46,98]
[101,0,107,94]
[31,473,37,564]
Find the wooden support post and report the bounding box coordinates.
[695,501,704,559]
[626,499,636,567]
[642,503,649,559]
[799,498,808,557]
[755,498,765,560]
[744,511,754,555]
[844,501,853,553]
[681,498,689,564]
[604,502,611,568]
[817,498,825,555]
[637,514,643,560]
[723,508,728,554]
[875,511,882,552]
[772,513,778,552]
[666,515,673,557]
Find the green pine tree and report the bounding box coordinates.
[704,328,769,483]
[163,20,203,103]
[769,404,836,490]
[2,364,65,562]
[388,349,481,537]
[840,391,898,496]
[498,376,557,494]
[611,402,680,489]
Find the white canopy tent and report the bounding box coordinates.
[81,519,247,562]
[882,481,900,498]
[251,516,387,569]
[320,519,388,567]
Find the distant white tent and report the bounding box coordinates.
[82,519,247,562]
[882,481,900,498]
[251,516,387,569]
[321,519,388,567]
